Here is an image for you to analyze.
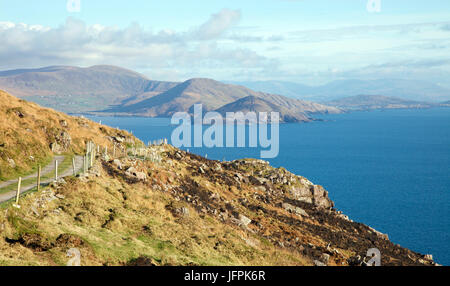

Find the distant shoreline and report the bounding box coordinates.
[71,105,449,123]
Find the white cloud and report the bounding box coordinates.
[196,9,241,40]
[1,11,448,84]
[0,11,277,81]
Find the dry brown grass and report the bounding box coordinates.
[0,90,139,181]
[0,160,310,266]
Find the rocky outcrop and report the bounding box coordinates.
[7,158,16,168]
[125,166,147,182]
[50,131,72,154]
[282,203,309,217]
[311,185,333,209]
[226,159,334,210]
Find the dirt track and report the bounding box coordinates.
[0,155,83,203]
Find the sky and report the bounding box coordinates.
[0,0,449,85]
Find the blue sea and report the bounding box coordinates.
[87,108,450,265]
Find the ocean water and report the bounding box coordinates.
[87,108,450,265]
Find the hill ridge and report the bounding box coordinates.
[0,65,340,120]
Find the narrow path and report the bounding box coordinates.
[0,155,84,203]
[0,156,65,189]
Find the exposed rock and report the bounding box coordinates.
[296,197,313,204]
[243,237,259,248]
[124,166,147,181]
[135,172,147,181]
[417,258,427,264]
[249,176,268,186]
[55,194,66,200]
[423,254,433,261]
[298,177,313,185]
[50,142,61,153]
[320,253,330,264]
[56,132,72,153]
[213,163,222,172]
[59,120,68,128]
[368,226,389,240]
[50,132,71,154]
[167,202,190,218]
[254,186,266,192]
[282,202,309,217]
[314,260,327,266]
[311,185,334,209]
[336,212,352,222]
[113,159,122,170]
[239,214,252,227]
[125,167,137,176]
[113,136,125,143]
[289,185,311,200]
[7,158,16,168]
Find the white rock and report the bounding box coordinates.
[239,214,252,227]
[314,260,327,266]
[424,254,433,260]
[7,158,16,168]
[113,159,122,169]
[135,172,147,181]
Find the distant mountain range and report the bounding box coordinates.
[325,95,435,111]
[0,65,178,113]
[0,66,340,122]
[230,79,450,103]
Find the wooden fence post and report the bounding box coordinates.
[15,177,22,205]
[55,160,58,181]
[37,165,41,192]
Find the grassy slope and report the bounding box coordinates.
[0,144,435,266]
[0,156,310,266]
[0,90,140,181]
